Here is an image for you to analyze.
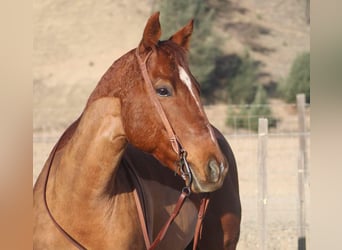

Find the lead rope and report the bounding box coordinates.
[193,195,210,250]
[132,157,209,250]
[43,129,87,250]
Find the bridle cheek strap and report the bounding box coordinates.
[135,48,181,155]
[135,48,210,250]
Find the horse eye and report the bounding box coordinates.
[156,87,172,97]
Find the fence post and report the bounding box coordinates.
[257,118,268,250]
[297,94,307,250]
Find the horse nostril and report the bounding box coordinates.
[208,159,221,182]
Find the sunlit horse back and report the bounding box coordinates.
[33,12,241,249]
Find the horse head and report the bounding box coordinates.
[116,12,228,193]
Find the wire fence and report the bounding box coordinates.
[222,96,310,250]
[33,97,310,250]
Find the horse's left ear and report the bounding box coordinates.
[169,19,194,50]
[139,12,162,53]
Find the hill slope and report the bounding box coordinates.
[33,0,310,131]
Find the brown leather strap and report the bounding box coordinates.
[43,131,87,250]
[135,48,181,156]
[193,195,210,250]
[126,145,196,250]
[133,187,189,250]
[149,191,189,250]
[133,188,152,249]
[133,186,210,250]
[127,155,190,250]
[135,47,210,250]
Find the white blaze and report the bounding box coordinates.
[178,66,198,103]
[178,66,191,85]
[178,66,216,143]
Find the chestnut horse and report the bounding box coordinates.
[33,12,241,249]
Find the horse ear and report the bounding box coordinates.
[139,12,162,53]
[169,19,194,50]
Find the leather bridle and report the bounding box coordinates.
[42,47,210,250]
[135,48,191,184]
[135,47,210,250]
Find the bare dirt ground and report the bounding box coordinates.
[33,1,310,249]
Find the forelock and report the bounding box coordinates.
[157,40,188,67]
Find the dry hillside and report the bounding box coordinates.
[34,0,310,133]
[217,0,309,82]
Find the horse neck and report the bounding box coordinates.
[50,97,126,206]
[51,50,138,201]
[87,49,137,104]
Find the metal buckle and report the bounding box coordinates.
[182,186,191,197]
[179,149,192,195]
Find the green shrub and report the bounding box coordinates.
[156,2,263,104]
[284,52,310,103]
[204,50,260,104]
[226,51,259,104]
[226,104,249,130]
[226,85,277,132]
[157,0,221,101]
[248,85,277,131]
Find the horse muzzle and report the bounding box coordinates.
[190,158,228,193]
